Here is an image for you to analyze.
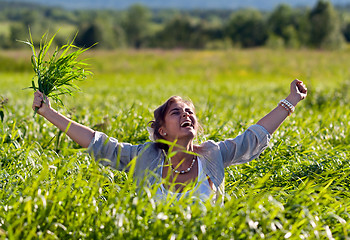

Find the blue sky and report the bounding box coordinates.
[9,0,350,10]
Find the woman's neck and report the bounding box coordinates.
[169,140,195,166]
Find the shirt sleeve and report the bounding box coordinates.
[218,124,271,168]
[87,131,142,171]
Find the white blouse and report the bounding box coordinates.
[155,157,213,203]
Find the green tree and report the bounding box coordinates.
[267,4,300,48]
[123,4,151,48]
[8,23,27,48]
[75,13,126,49]
[225,9,267,48]
[294,10,312,48]
[309,0,345,49]
[343,22,350,42]
[150,17,209,49]
[75,22,103,48]
[268,4,294,37]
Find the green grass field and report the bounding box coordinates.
[0,48,350,239]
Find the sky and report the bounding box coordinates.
[6,0,350,10]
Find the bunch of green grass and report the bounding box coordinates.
[20,31,93,114]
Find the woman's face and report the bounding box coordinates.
[159,101,198,142]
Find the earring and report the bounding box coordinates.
[163,132,167,136]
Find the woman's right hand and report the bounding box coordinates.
[32,91,51,116]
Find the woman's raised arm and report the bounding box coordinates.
[256,79,307,135]
[32,91,95,148]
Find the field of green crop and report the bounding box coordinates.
[1,48,350,239]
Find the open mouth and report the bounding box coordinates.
[180,121,193,128]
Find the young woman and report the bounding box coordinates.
[32,79,307,204]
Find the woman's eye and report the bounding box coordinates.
[171,111,180,115]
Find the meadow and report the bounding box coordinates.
[0,48,350,239]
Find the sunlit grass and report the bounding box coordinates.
[0,48,350,239]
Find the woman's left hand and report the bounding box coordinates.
[286,79,308,106]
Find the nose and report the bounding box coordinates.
[182,112,189,118]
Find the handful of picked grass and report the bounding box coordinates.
[21,31,93,115]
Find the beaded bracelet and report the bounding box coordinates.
[278,99,295,116]
[279,102,291,115]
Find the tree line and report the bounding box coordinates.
[0,0,350,50]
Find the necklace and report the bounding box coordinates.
[171,156,196,174]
